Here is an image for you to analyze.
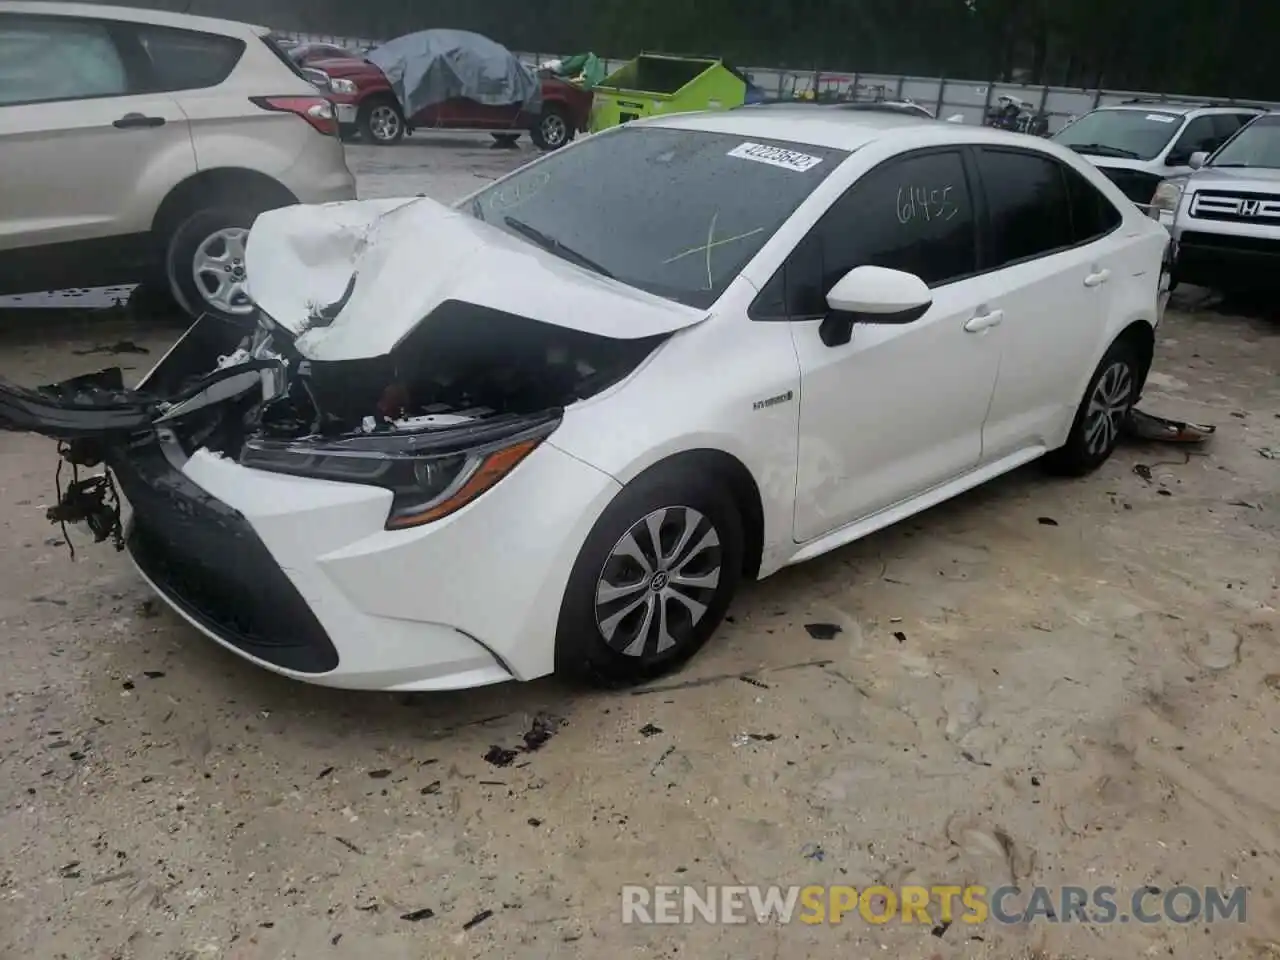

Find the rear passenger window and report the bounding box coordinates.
[1063,163,1122,243]
[131,24,244,91]
[977,149,1073,266]
[0,15,128,104]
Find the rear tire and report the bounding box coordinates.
[555,466,744,687]
[164,206,262,323]
[1043,338,1141,476]
[530,104,573,151]
[359,98,405,145]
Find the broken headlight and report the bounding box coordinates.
[238,417,558,529]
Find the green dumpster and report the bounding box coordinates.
[589,54,756,132]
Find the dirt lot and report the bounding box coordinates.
[1,138,1278,960]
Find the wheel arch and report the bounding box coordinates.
[616,447,765,581]
[1114,318,1156,396]
[152,168,297,241]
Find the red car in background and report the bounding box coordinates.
[312,53,592,150]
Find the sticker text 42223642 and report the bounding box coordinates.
[727,142,825,172]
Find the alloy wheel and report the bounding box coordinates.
[192,227,253,316]
[540,113,568,148]
[593,506,723,657]
[370,104,402,142]
[1084,360,1133,455]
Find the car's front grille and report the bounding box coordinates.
[111,442,340,674]
[1098,168,1163,205]
[1188,190,1280,224]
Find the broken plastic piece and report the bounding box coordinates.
[1122,408,1215,443]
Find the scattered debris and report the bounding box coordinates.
[316,766,335,780]
[801,843,825,862]
[1037,516,1058,526]
[1123,408,1215,443]
[72,340,150,356]
[367,769,392,779]
[639,723,663,738]
[1031,775,1042,787]
[805,622,842,640]
[1261,447,1278,460]
[893,630,906,643]
[463,910,494,930]
[1264,675,1280,693]
[420,780,442,795]
[1133,463,1153,481]
[483,746,519,768]
[932,920,952,938]
[732,732,778,746]
[740,675,770,688]
[528,817,543,826]
[333,836,364,855]
[400,907,436,922]
[136,599,159,618]
[960,751,992,767]
[355,902,379,912]
[650,745,676,776]
[143,671,165,679]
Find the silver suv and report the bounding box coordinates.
[0,2,357,320]
[1053,101,1263,209]
[1150,112,1280,293]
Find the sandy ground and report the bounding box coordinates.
[1,137,1279,960]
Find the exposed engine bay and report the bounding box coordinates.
[0,299,668,554]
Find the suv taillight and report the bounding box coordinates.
[251,96,338,136]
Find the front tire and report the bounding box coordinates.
[1044,338,1141,476]
[359,98,405,145]
[555,467,744,687]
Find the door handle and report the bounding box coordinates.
[113,113,166,129]
[1084,268,1111,287]
[963,309,1004,333]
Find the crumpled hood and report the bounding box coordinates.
[244,196,705,361]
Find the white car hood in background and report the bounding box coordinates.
[244,197,706,361]
[1182,167,1280,192]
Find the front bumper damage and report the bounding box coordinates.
[0,306,629,690]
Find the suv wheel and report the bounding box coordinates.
[164,207,260,322]
[360,100,405,145]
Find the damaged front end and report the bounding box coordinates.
[0,297,666,556]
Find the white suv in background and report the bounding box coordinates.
[0,2,357,320]
[1053,101,1263,209]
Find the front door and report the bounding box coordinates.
[781,148,1004,542]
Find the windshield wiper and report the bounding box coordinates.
[1067,143,1141,159]
[1209,162,1252,168]
[502,216,615,279]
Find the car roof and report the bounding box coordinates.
[0,1,268,36]
[1095,102,1262,116]
[644,105,1046,152]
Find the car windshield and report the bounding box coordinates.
[1210,115,1280,168]
[465,126,847,308]
[1053,109,1183,161]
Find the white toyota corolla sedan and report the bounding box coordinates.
[0,108,1171,692]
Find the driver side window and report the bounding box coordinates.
[1167,115,1218,164]
[751,150,978,320]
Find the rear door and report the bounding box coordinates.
[0,11,194,275]
[972,147,1121,460]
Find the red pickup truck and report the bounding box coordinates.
[314,56,593,150]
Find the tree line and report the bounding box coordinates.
[94,0,1278,100]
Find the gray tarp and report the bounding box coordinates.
[367,29,542,119]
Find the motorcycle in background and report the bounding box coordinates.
[984,94,1050,136]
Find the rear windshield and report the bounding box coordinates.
[465,126,847,309]
[1210,114,1280,169]
[1053,109,1184,161]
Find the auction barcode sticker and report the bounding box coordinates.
[727,142,824,172]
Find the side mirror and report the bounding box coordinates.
[820,266,932,347]
[1188,151,1208,169]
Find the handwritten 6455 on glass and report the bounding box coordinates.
[897,184,960,224]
